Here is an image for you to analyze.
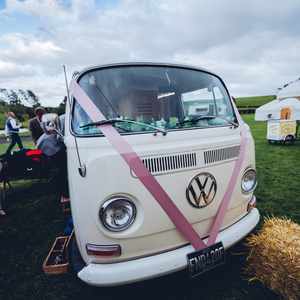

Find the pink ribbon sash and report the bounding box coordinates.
[70,80,247,250]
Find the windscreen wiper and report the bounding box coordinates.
[177,115,238,128]
[80,119,167,135]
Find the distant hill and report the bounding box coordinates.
[0,88,40,107]
[236,95,276,108]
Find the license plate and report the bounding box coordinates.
[187,242,225,278]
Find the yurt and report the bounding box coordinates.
[255,98,300,121]
[277,78,300,100]
[255,79,300,143]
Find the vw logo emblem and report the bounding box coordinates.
[186,173,217,208]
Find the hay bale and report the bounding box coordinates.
[245,217,300,300]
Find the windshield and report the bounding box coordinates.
[72,66,236,136]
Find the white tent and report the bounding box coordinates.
[255,98,300,121]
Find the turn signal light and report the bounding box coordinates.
[86,244,121,257]
[247,196,257,212]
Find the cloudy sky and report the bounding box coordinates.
[0,0,300,106]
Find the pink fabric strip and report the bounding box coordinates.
[207,129,247,245]
[70,80,207,250]
[70,80,247,250]
[207,99,248,244]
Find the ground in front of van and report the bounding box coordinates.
[0,114,299,300]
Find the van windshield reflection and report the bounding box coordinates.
[72,66,236,136]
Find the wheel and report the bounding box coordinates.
[69,234,85,274]
[284,135,295,145]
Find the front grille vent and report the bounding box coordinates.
[204,146,240,164]
[139,152,197,175]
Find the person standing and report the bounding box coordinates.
[28,107,46,144]
[5,112,23,156]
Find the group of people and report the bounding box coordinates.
[0,106,50,217]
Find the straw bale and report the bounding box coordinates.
[245,217,300,300]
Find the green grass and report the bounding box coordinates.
[0,140,34,155]
[1,115,299,300]
[243,115,300,222]
[236,95,276,108]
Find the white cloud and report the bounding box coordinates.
[0,33,65,63]
[2,72,66,106]
[1,0,300,105]
[0,60,35,78]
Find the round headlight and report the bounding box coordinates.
[99,197,136,232]
[241,169,257,193]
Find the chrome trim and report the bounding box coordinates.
[86,243,121,256]
[241,168,257,194]
[99,197,137,232]
[186,172,217,208]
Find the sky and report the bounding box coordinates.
[0,0,300,106]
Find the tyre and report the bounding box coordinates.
[284,135,295,145]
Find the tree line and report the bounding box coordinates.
[0,89,65,129]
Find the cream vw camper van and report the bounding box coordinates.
[64,63,259,286]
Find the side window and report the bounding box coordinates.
[72,100,101,135]
[213,86,234,119]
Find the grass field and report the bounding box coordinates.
[0,140,34,155]
[0,115,299,300]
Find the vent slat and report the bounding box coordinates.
[204,146,240,165]
[140,152,197,175]
[171,156,175,170]
[154,158,158,173]
[167,156,171,170]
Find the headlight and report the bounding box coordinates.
[99,197,136,232]
[241,168,257,193]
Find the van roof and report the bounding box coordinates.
[73,62,218,80]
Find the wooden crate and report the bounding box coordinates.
[43,232,73,275]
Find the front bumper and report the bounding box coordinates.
[78,208,260,286]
